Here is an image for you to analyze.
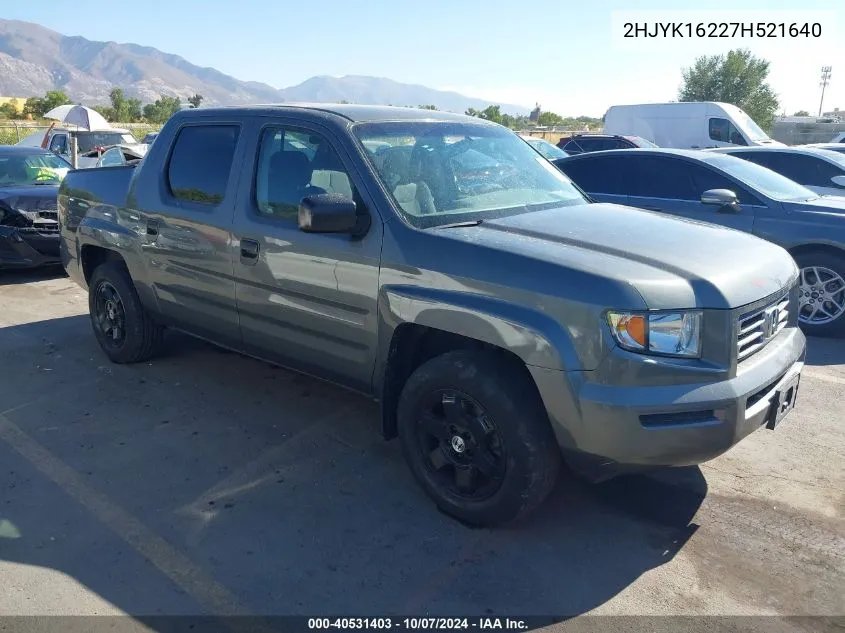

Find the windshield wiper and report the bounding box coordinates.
[432,219,483,229]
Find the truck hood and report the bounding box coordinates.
[441,203,797,309]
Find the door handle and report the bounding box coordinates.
[240,238,260,265]
[146,218,159,236]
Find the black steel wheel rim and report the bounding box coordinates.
[94,281,127,347]
[415,389,507,501]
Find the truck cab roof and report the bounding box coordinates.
[171,103,491,124]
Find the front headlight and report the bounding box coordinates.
[606,311,702,358]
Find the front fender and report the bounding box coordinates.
[377,285,581,373]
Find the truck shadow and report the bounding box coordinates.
[0,315,705,622]
[0,265,67,286]
[804,335,845,367]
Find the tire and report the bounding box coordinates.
[793,250,845,338]
[88,261,164,363]
[397,349,562,527]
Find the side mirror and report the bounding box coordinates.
[701,188,739,209]
[831,175,845,188]
[298,193,359,233]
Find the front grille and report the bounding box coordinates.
[737,293,789,361]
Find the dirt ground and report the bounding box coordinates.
[0,268,842,633]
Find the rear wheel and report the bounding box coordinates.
[397,350,561,527]
[88,261,163,363]
[794,250,845,338]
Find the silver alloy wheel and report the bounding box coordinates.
[799,265,845,325]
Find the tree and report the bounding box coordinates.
[465,107,481,117]
[143,95,182,124]
[793,110,810,117]
[0,102,19,119]
[21,90,72,119]
[678,49,779,131]
[538,111,564,127]
[418,104,438,110]
[188,94,204,109]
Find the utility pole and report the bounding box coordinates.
[819,66,832,117]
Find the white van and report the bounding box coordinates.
[603,102,784,149]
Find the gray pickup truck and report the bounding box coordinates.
[58,105,806,527]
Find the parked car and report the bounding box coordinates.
[518,135,569,160]
[552,148,845,336]
[86,144,149,168]
[830,132,845,143]
[142,132,159,144]
[17,126,142,168]
[802,143,845,155]
[59,105,805,526]
[707,146,845,197]
[557,133,656,154]
[0,146,70,268]
[603,101,784,148]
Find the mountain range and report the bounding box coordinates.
[0,19,528,114]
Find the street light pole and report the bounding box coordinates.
[819,66,832,117]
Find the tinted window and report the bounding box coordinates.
[168,125,239,205]
[556,155,636,195]
[255,126,357,221]
[687,163,761,205]
[632,157,698,199]
[562,141,583,154]
[574,138,604,152]
[740,152,836,187]
[709,118,747,145]
[705,155,818,202]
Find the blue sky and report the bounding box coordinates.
[4,0,843,116]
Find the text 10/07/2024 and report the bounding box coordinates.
[307,618,532,630]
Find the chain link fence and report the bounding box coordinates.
[0,121,163,145]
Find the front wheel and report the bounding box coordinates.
[794,251,845,338]
[88,261,164,363]
[397,350,562,527]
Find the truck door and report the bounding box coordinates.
[706,117,749,148]
[231,119,383,393]
[137,122,244,349]
[49,133,69,158]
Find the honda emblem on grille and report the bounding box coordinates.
[762,307,780,340]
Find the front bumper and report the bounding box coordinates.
[531,326,807,481]
[0,226,61,268]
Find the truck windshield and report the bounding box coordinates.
[76,132,138,153]
[354,121,589,228]
[734,111,770,142]
[706,155,819,202]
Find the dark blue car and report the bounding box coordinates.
[553,148,845,337]
[0,146,71,269]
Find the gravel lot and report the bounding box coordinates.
[0,268,843,632]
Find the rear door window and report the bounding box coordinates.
[557,155,635,195]
[167,125,240,205]
[631,156,698,200]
